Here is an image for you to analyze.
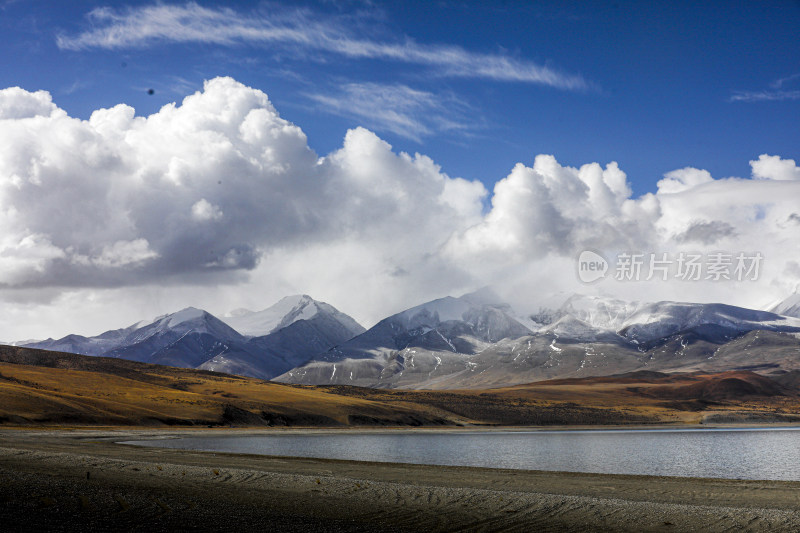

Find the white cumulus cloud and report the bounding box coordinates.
[0,77,486,293]
[1,76,799,339]
[656,167,715,194]
[750,154,800,181]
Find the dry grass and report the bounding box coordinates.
[1,345,799,427]
[0,360,463,426]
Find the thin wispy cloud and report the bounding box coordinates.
[62,79,91,95]
[56,3,589,91]
[306,83,472,142]
[730,90,800,102]
[771,73,800,89]
[165,75,201,96]
[730,73,800,102]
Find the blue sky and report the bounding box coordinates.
[3,0,798,196]
[2,0,800,339]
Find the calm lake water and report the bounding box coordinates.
[124,427,800,481]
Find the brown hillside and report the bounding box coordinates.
[633,371,789,401]
[2,345,800,427]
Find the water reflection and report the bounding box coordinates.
[125,427,800,481]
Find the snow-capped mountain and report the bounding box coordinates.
[524,293,642,329]
[553,294,642,330]
[520,294,644,344]
[28,307,260,370]
[276,292,800,390]
[103,307,251,368]
[221,294,365,338]
[17,290,800,390]
[22,297,365,380]
[618,301,800,344]
[769,292,800,319]
[203,296,365,378]
[540,314,625,344]
[274,289,537,387]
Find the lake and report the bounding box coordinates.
[123,427,800,481]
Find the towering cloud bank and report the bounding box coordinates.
[0,77,485,289]
[1,77,799,335]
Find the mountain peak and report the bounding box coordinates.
[136,307,211,331]
[165,307,207,327]
[221,294,364,338]
[128,306,241,342]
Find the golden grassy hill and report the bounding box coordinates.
[2,345,799,427]
[0,345,467,426]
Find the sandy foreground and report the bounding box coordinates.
[1,428,800,532]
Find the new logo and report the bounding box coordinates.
[577,250,608,283]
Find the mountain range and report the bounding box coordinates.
[276,291,800,389]
[23,295,364,381]
[12,290,800,389]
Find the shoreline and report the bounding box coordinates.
[3,420,800,436]
[2,429,800,531]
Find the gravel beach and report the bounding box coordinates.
[1,428,800,532]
